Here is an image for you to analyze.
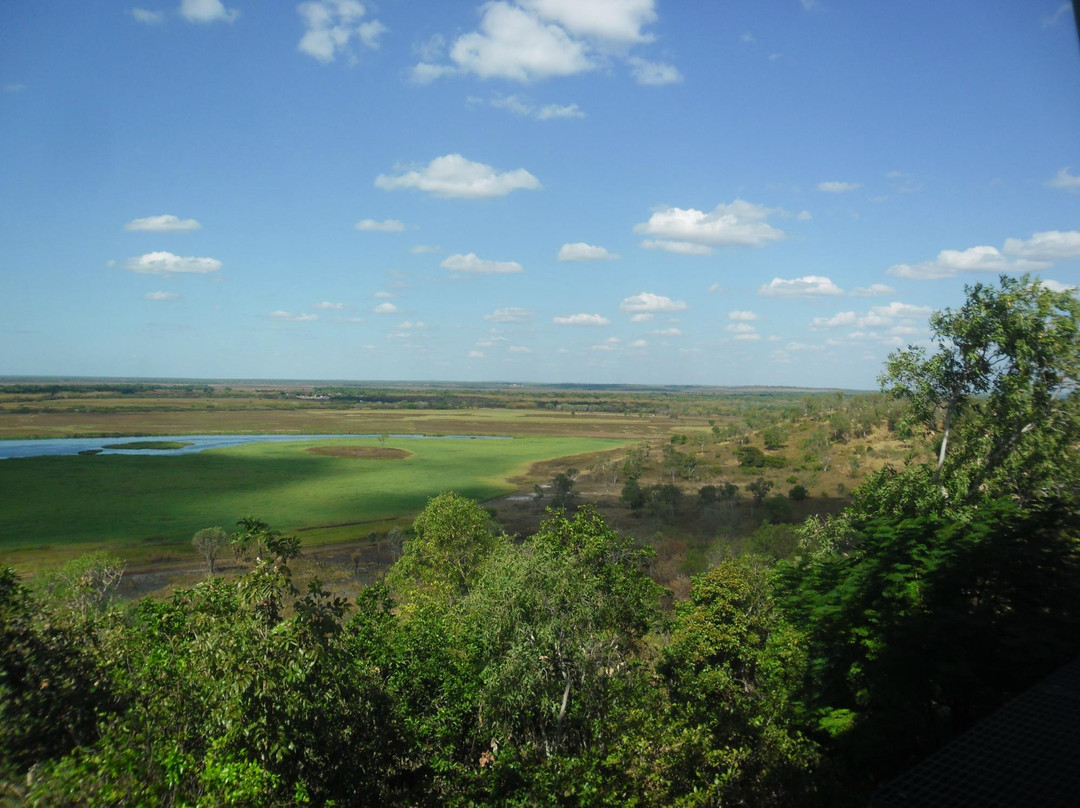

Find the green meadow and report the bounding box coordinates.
[0,435,624,567]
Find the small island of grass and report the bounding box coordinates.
[102,441,194,451]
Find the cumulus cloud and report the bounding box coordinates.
[469,350,485,358]
[179,0,239,24]
[651,327,682,336]
[627,56,683,85]
[1042,279,1078,293]
[269,310,319,322]
[508,345,533,353]
[811,301,934,341]
[144,291,180,301]
[421,2,592,82]
[123,214,202,232]
[131,8,166,23]
[485,307,533,322]
[619,292,686,313]
[728,310,758,321]
[817,181,861,193]
[758,275,843,297]
[313,301,346,310]
[725,323,756,334]
[640,239,712,256]
[375,154,541,199]
[796,210,813,221]
[1002,230,1080,261]
[410,245,440,254]
[413,0,677,86]
[520,0,657,42]
[1047,167,1080,192]
[124,251,222,276]
[355,218,405,232]
[888,245,1049,280]
[630,313,653,322]
[373,302,400,314]
[441,252,524,274]
[298,0,387,63]
[554,313,610,325]
[634,200,785,254]
[850,283,895,297]
[558,242,619,261]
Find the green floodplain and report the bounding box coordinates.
[0,435,625,567]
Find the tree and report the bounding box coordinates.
[387,492,508,608]
[550,468,578,508]
[880,274,1080,505]
[192,526,228,574]
[737,446,766,468]
[762,426,785,450]
[748,477,773,503]
[660,557,818,805]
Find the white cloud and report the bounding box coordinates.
[630,339,647,348]
[1047,167,1080,192]
[2,83,26,93]
[144,291,180,301]
[888,245,1048,280]
[124,251,222,276]
[410,245,440,254]
[131,8,166,23]
[1042,279,1077,293]
[508,345,533,353]
[432,2,593,82]
[630,313,653,322]
[179,0,238,24]
[375,154,540,199]
[796,210,812,221]
[627,57,683,86]
[520,0,657,43]
[482,94,585,120]
[269,310,319,322]
[355,218,405,232]
[335,316,365,323]
[733,333,761,341]
[619,292,686,313]
[441,252,524,274]
[537,102,585,120]
[811,301,934,332]
[395,320,427,330]
[554,313,610,326]
[817,181,861,193]
[634,200,785,254]
[124,214,201,232]
[414,1,676,86]
[651,327,682,336]
[469,350,485,358]
[741,31,756,43]
[373,291,395,299]
[640,239,713,255]
[850,283,895,297]
[485,307,533,322]
[297,0,386,64]
[313,301,347,310]
[725,323,756,334]
[373,302,400,314]
[758,275,843,297]
[728,310,758,321]
[1002,230,1080,261]
[558,242,619,261]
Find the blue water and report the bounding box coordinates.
[0,433,507,460]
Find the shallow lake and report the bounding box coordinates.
[0,433,507,460]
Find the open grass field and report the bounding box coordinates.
[0,435,627,570]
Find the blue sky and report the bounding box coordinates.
[1,0,1078,388]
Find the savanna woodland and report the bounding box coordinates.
[3,276,1080,806]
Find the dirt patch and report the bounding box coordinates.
[304,445,412,460]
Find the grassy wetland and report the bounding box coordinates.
[0,379,907,590]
